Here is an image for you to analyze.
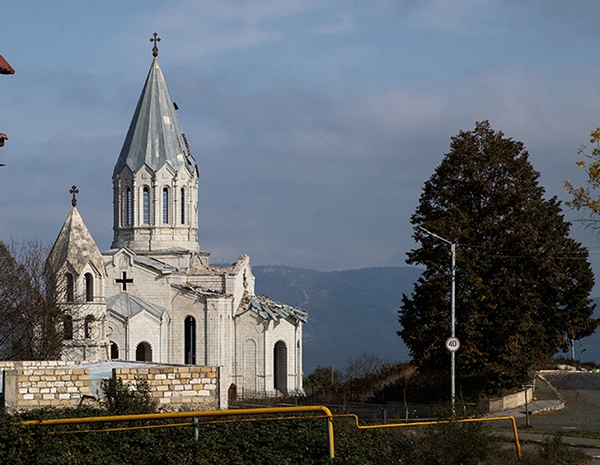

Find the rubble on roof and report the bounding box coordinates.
[237,292,308,323]
[183,285,225,296]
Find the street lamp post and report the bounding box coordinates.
[418,226,457,409]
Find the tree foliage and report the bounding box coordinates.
[101,376,159,415]
[304,364,344,395]
[399,121,597,393]
[0,240,65,360]
[565,127,600,226]
[0,402,586,464]
[344,352,387,380]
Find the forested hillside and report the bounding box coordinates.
[253,265,422,372]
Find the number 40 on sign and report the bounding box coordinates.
[445,337,460,352]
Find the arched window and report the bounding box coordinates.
[162,188,169,224]
[85,273,93,302]
[184,316,196,364]
[110,341,119,360]
[84,315,94,339]
[274,341,288,393]
[136,342,152,362]
[143,187,150,224]
[65,273,74,302]
[126,187,133,226]
[63,315,73,340]
[180,187,186,224]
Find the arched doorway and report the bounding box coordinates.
[273,341,287,394]
[184,316,196,364]
[136,341,152,362]
[110,341,119,360]
[228,383,237,402]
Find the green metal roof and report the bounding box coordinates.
[114,58,198,177]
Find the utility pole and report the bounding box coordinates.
[418,226,458,411]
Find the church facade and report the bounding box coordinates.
[45,43,307,397]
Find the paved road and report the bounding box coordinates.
[497,371,600,463]
[530,371,600,432]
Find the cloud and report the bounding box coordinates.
[111,0,323,60]
[314,12,354,35]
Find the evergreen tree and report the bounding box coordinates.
[399,121,597,393]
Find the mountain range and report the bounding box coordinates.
[252,265,422,374]
[252,265,600,375]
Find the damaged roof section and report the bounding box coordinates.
[183,285,225,297]
[237,293,308,323]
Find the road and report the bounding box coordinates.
[530,371,600,432]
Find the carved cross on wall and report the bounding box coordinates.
[150,32,161,57]
[116,271,134,291]
[70,185,79,207]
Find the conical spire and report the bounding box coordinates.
[46,206,105,277]
[111,46,201,255]
[114,58,197,177]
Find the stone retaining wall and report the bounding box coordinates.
[1,361,225,412]
[482,387,533,412]
[113,365,224,410]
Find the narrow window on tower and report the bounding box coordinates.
[180,187,185,224]
[85,273,93,302]
[65,273,74,302]
[162,187,169,224]
[126,188,132,226]
[64,315,73,340]
[143,187,150,224]
[84,315,94,339]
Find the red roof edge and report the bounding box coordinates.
[0,55,15,75]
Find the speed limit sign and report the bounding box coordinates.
[445,337,460,352]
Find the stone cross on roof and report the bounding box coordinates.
[70,185,79,207]
[150,32,161,57]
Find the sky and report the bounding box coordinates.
[3,1,600,294]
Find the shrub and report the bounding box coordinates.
[101,376,158,415]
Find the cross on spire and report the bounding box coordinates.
[150,32,161,57]
[69,185,79,207]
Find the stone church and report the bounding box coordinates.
[44,38,307,397]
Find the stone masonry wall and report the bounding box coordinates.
[113,365,223,411]
[2,362,90,411]
[1,361,225,412]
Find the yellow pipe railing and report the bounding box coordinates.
[337,414,521,459]
[20,406,336,462]
[19,407,521,461]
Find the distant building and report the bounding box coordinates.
[45,39,307,398]
[0,54,14,162]
[0,55,15,75]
